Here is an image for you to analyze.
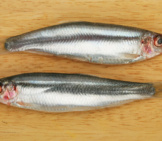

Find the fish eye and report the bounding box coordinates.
[154,35,162,47]
[158,38,162,44]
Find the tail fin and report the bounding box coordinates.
[153,82,162,97]
[0,39,9,55]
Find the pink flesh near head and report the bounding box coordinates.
[3,90,16,100]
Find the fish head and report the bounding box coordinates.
[0,81,18,105]
[141,33,162,59]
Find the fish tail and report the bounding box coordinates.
[152,82,162,98]
[0,39,9,54]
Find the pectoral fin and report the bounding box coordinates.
[119,53,140,59]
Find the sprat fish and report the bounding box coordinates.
[0,73,159,113]
[4,22,162,64]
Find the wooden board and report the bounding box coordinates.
[0,0,162,140]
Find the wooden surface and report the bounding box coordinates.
[1,0,162,140]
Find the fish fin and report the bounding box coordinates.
[152,82,162,98]
[119,53,140,59]
[16,101,26,106]
[0,41,10,55]
[16,101,32,107]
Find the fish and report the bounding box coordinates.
[0,73,158,112]
[4,22,162,65]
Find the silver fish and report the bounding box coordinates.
[4,22,162,64]
[0,73,156,112]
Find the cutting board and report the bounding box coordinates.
[0,0,162,140]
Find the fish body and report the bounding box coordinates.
[4,22,162,64]
[0,73,155,112]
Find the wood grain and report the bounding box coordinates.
[0,0,162,140]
